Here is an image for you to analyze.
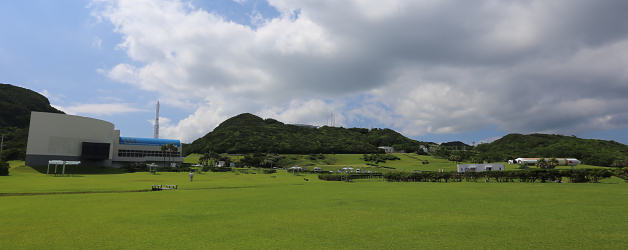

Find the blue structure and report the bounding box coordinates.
[119,137,181,147]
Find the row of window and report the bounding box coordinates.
[117,149,181,158]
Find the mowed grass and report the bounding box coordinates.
[1,161,627,249]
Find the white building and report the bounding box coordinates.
[25,111,183,167]
[457,164,504,173]
[378,146,394,153]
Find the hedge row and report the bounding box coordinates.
[382,169,614,183]
[318,173,383,181]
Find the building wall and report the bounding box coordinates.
[25,112,115,167]
[112,143,183,166]
[457,164,505,173]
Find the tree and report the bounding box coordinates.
[536,158,548,169]
[448,153,462,163]
[160,144,168,167]
[547,158,559,169]
[199,152,211,166]
[0,161,9,176]
[160,143,178,167]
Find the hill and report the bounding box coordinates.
[184,113,428,155]
[440,141,471,149]
[476,133,628,166]
[0,83,64,160]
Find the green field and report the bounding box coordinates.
[1,160,627,249]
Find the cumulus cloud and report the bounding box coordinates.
[91,0,628,142]
[258,99,344,127]
[60,103,146,116]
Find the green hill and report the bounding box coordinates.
[476,133,628,166]
[0,83,64,160]
[440,141,471,149]
[183,113,428,155]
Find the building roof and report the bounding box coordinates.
[119,137,181,147]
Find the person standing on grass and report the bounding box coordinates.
[189,171,194,182]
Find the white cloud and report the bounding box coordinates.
[91,0,628,141]
[59,103,146,116]
[159,103,229,142]
[148,116,171,126]
[39,89,50,98]
[258,99,344,127]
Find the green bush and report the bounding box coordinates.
[0,161,9,176]
[381,169,613,183]
[318,173,382,181]
[209,167,232,172]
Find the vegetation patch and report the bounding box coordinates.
[1,164,626,249]
[0,161,9,176]
[382,169,615,183]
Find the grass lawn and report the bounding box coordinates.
[1,161,627,249]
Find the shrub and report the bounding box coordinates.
[318,174,343,181]
[209,167,232,172]
[0,161,9,176]
[263,169,277,174]
[363,153,400,164]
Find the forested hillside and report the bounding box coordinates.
[476,133,628,166]
[184,113,428,155]
[0,83,64,160]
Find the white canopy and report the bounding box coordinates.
[48,160,81,165]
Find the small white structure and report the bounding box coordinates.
[378,146,394,153]
[457,164,504,173]
[313,167,322,172]
[341,167,354,172]
[216,161,226,167]
[47,160,81,175]
[288,166,304,173]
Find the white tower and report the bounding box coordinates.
[154,101,159,139]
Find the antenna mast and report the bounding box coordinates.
[154,101,159,139]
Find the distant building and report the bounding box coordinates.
[378,146,394,153]
[457,164,504,173]
[25,111,183,168]
[288,166,304,172]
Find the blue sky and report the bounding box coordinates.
[2,0,628,145]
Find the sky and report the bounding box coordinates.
[2,0,628,145]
